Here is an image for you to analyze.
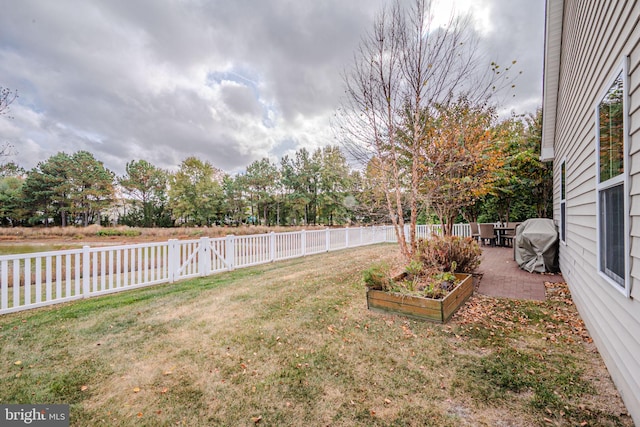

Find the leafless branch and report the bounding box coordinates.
[0,87,18,118]
[335,0,515,259]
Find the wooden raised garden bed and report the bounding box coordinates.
[366,273,473,323]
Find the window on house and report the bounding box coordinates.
[596,69,627,293]
[560,161,566,243]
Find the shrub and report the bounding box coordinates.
[96,228,142,237]
[362,263,392,291]
[404,259,423,278]
[416,234,481,273]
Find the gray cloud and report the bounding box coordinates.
[481,0,545,114]
[0,0,544,176]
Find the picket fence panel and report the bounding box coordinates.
[0,224,470,315]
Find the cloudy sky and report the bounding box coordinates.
[0,0,544,177]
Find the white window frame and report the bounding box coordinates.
[595,59,630,297]
[560,159,566,245]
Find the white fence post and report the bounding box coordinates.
[301,230,306,256]
[345,227,349,248]
[82,245,90,298]
[226,235,235,271]
[1,260,7,310]
[199,237,210,277]
[270,232,276,262]
[325,228,330,252]
[168,239,177,283]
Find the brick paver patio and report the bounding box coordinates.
[476,246,563,301]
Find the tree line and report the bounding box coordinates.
[0,109,550,229]
[0,145,387,227]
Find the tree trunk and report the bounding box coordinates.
[444,215,455,236]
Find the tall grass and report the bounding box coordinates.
[0,225,329,242]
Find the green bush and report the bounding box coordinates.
[96,228,142,237]
[416,234,481,273]
[362,263,392,291]
[404,259,423,278]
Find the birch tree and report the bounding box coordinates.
[338,0,514,260]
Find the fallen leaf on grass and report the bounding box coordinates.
[80,385,89,392]
[133,387,140,393]
[14,361,21,366]
[401,324,415,338]
[251,415,262,424]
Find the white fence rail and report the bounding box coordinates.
[0,224,470,315]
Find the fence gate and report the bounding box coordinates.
[170,237,233,282]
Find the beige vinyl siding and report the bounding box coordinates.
[628,38,640,118]
[548,0,640,421]
[628,2,640,301]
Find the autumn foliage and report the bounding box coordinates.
[416,234,482,274]
[418,98,505,235]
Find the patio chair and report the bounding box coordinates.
[502,222,521,247]
[478,223,496,246]
[469,222,480,242]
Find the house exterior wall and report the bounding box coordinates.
[544,0,640,421]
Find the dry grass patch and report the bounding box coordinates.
[0,225,326,244]
[0,244,632,426]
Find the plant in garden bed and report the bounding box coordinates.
[416,234,482,274]
[365,234,481,299]
[364,234,481,322]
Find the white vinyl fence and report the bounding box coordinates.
[0,224,470,315]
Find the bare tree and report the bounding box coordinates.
[0,87,18,161]
[0,87,17,117]
[337,0,514,260]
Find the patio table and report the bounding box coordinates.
[493,226,515,247]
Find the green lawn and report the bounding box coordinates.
[0,244,632,426]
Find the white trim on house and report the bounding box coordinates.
[541,0,564,161]
[559,157,567,245]
[594,60,631,297]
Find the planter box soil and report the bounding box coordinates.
[366,273,473,323]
